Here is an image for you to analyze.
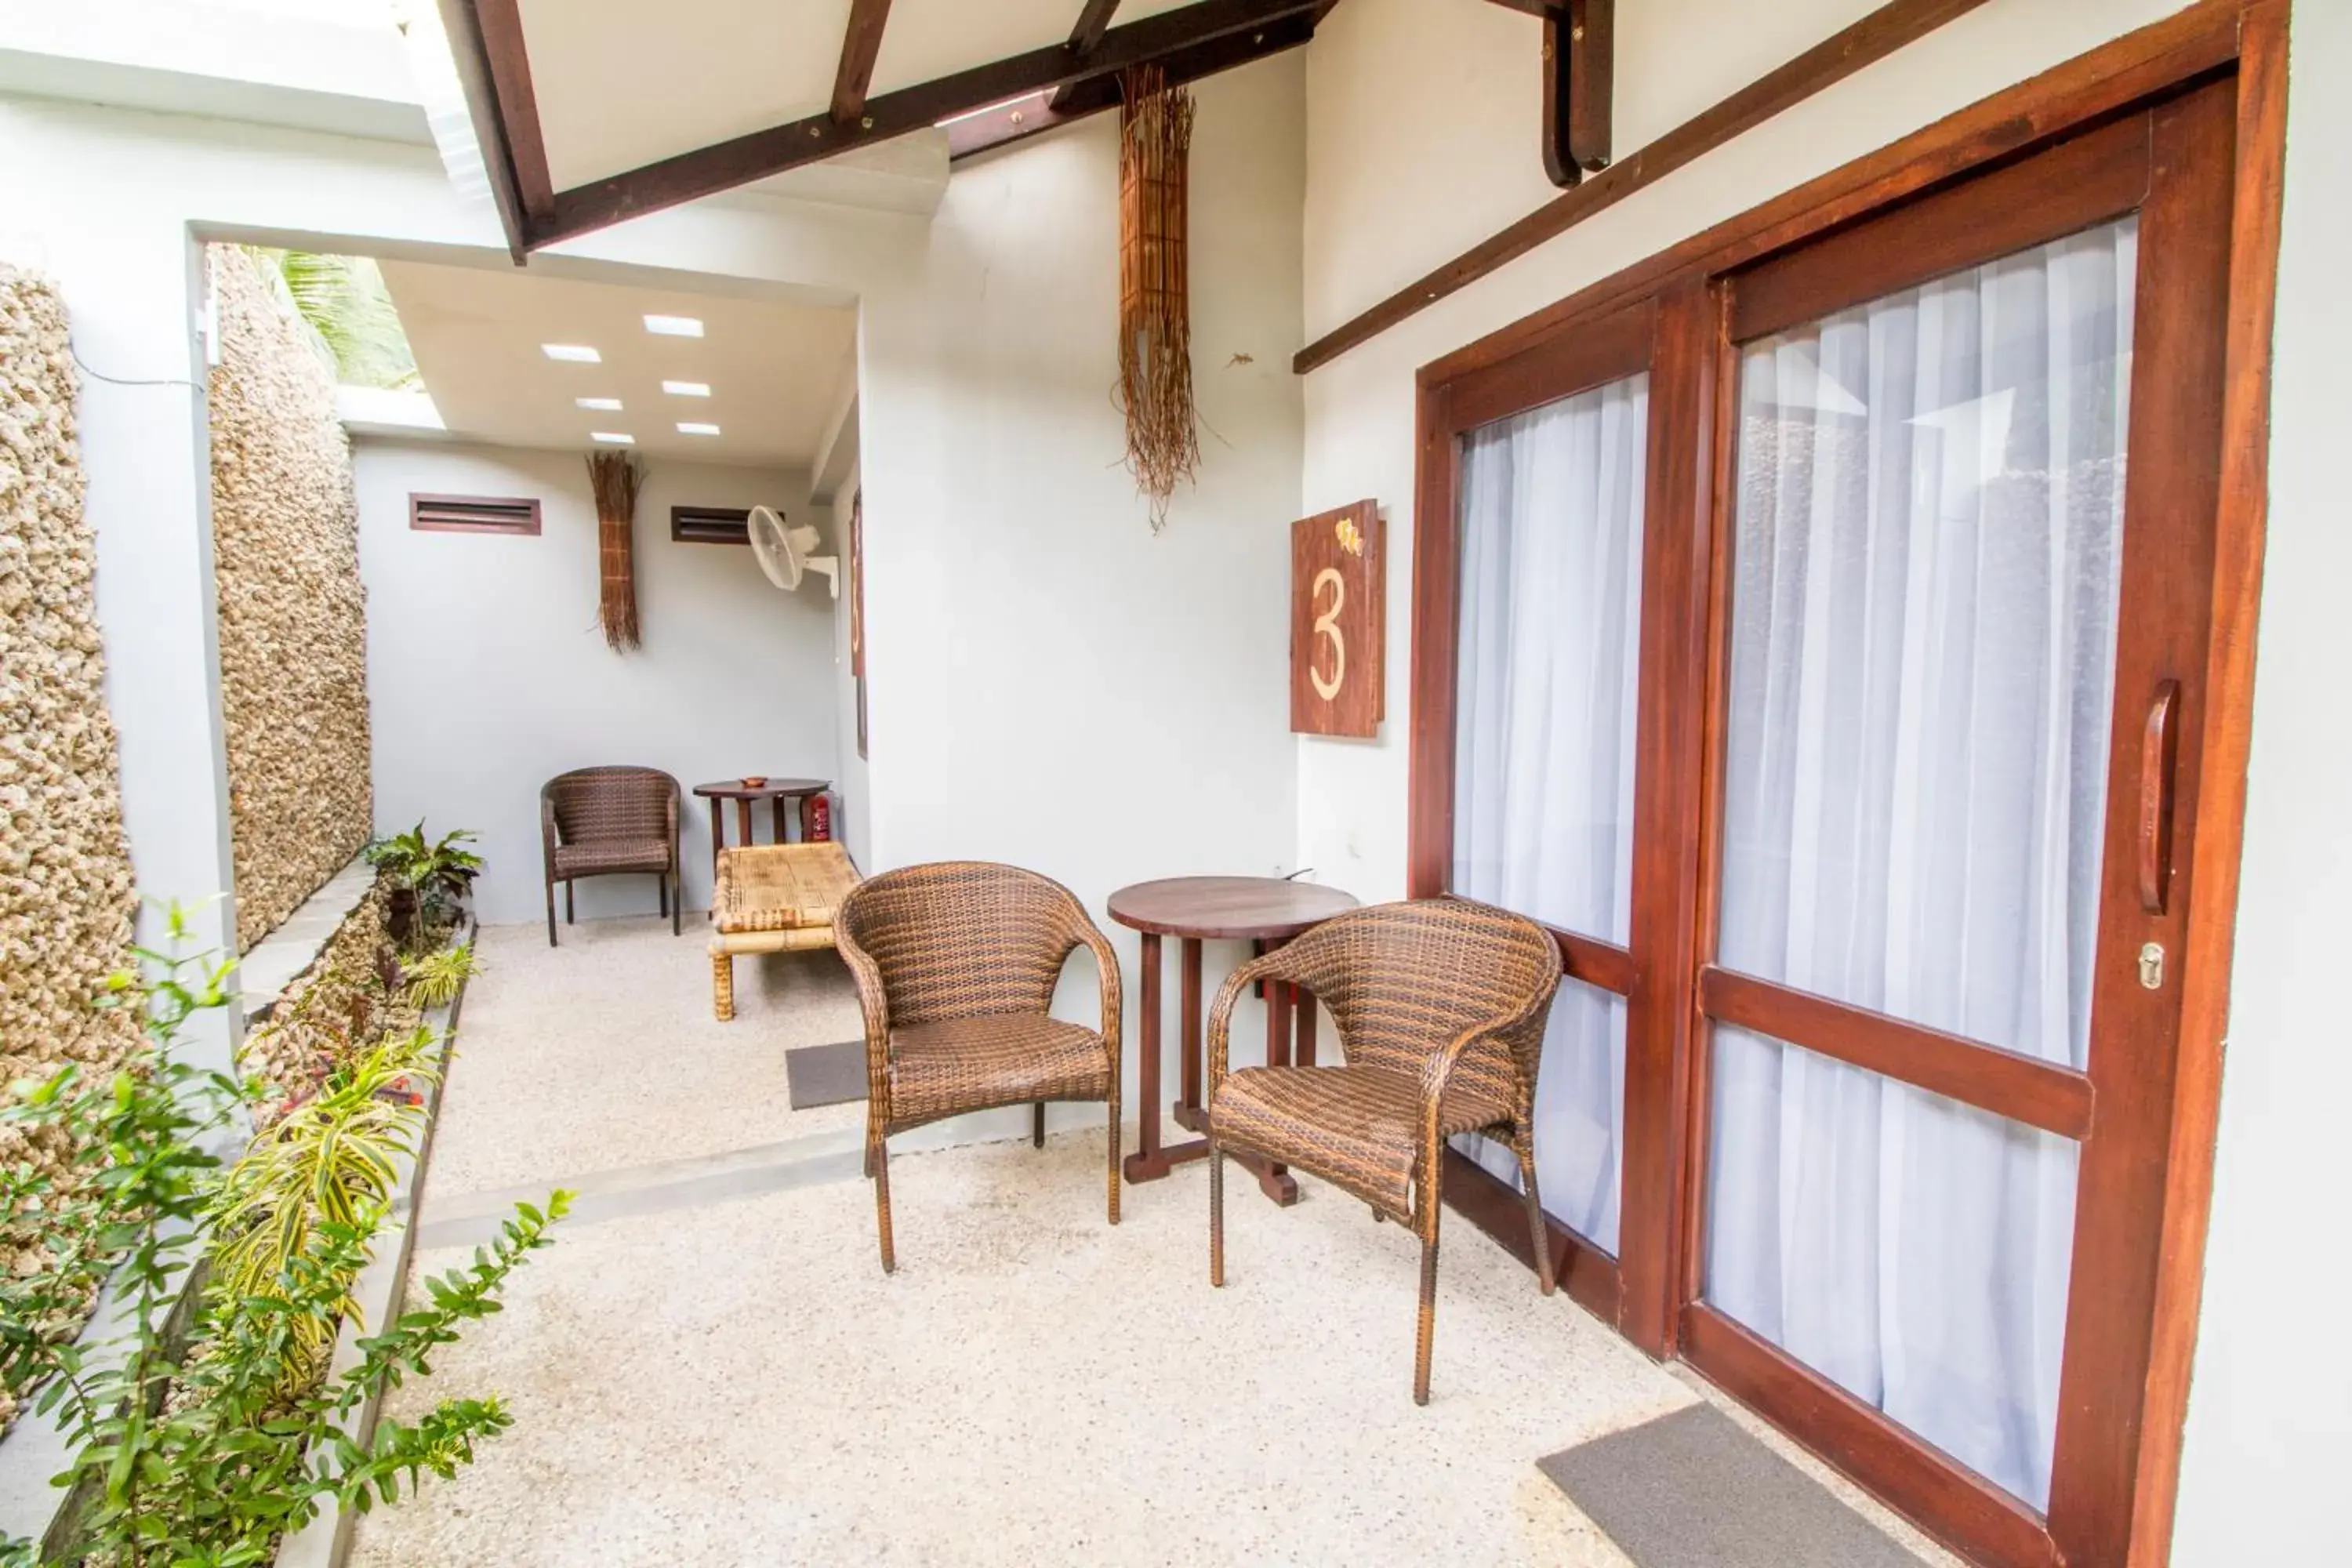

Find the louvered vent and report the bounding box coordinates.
[408,493,542,535]
[670,506,751,545]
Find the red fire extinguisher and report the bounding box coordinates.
[801,791,832,843]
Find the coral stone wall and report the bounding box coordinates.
[0,266,141,1430]
[206,249,372,952]
[238,880,397,1122]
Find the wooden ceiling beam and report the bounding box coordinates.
[1051,0,1124,109]
[539,0,1320,248]
[831,0,895,125]
[1068,0,1124,54]
[954,8,1317,161]
[439,0,554,261]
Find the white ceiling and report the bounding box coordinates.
[519,0,1196,191]
[377,258,855,469]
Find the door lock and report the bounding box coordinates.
[2138,942,2165,991]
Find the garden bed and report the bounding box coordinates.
[274,914,471,1568]
[0,888,486,1562]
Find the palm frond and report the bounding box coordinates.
[247,246,420,391]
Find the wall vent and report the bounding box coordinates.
[671,506,751,545]
[409,493,541,535]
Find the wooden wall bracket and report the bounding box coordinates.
[1542,0,1614,188]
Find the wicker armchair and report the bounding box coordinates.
[1206,898,1563,1403]
[836,862,1123,1273]
[540,766,682,946]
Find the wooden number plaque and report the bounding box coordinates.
[1289,499,1383,738]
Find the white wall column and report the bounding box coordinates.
[2,214,242,1071]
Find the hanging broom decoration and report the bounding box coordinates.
[586,448,643,650]
[1117,64,1198,531]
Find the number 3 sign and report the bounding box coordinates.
[1289,499,1384,738]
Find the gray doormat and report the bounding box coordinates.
[785,1041,869,1110]
[1537,1404,1925,1568]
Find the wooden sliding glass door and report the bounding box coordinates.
[1409,18,2283,1563]
[1680,84,2233,1566]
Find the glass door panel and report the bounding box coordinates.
[1703,216,2139,1508]
[1706,1025,2081,1507]
[1715,218,2138,1071]
[1450,373,1648,1254]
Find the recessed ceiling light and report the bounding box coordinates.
[644,314,704,338]
[662,380,711,397]
[576,396,622,411]
[677,422,720,437]
[543,343,601,362]
[590,431,635,445]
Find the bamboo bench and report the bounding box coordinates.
[707,840,861,1021]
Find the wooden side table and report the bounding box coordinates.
[692,779,829,918]
[1107,876,1359,1206]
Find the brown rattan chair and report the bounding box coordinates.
[1206,897,1563,1403]
[540,766,681,946]
[836,862,1123,1273]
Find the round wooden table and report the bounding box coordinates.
[1107,876,1358,1205]
[692,779,830,918]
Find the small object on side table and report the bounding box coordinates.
[1106,875,1358,1206]
[692,778,830,919]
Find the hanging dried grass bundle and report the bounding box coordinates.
[1117,64,1198,531]
[586,448,643,650]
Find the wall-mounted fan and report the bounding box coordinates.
[747,505,839,598]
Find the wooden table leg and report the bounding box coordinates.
[1123,932,1171,1181]
[735,797,753,851]
[1137,935,1299,1206]
[706,799,724,920]
[1296,988,1317,1067]
[1178,938,1203,1115]
[777,796,793,844]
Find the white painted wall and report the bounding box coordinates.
[1295,0,2339,1559]
[2172,5,2352,1559]
[854,54,1308,1127]
[353,440,835,924]
[826,464,871,871]
[859,58,1303,884]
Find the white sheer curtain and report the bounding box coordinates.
[1705,216,2138,1508]
[1451,374,1647,1253]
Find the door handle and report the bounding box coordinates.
[2139,680,2180,914]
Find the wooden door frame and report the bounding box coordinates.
[1405,5,2289,1564]
[1410,293,1657,1327]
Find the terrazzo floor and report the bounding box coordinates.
[350,914,1957,1567]
[415,913,869,1199]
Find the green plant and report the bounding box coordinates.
[0,906,565,1567]
[207,1026,445,1388]
[250,248,419,391]
[364,824,481,949]
[400,944,480,1011]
